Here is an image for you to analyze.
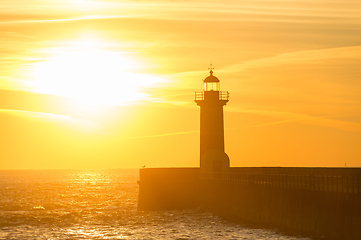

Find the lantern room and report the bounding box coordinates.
[203,70,220,91]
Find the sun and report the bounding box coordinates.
[30,38,162,108]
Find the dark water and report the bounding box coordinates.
[0,169,311,239]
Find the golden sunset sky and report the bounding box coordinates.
[1,0,360,169]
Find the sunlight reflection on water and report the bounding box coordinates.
[0,169,310,239]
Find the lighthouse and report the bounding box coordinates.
[195,67,230,174]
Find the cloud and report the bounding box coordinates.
[155,46,361,88]
[242,118,299,129]
[1,0,360,24]
[221,45,361,72]
[0,15,141,25]
[120,129,199,140]
[0,77,31,91]
[0,31,37,39]
[0,108,101,131]
[231,109,361,133]
[1,108,71,120]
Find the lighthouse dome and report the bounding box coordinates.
[204,70,220,82]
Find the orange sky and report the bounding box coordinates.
[1,0,361,169]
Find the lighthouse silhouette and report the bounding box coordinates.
[195,66,230,175]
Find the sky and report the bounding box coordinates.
[0,0,361,169]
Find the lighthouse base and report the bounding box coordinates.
[201,149,230,174]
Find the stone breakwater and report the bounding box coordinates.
[138,167,361,240]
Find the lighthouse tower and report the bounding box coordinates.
[195,67,230,174]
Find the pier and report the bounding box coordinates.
[138,167,361,240]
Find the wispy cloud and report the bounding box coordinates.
[0,15,142,25]
[120,130,199,140]
[0,77,31,91]
[231,109,361,133]
[221,45,361,73]
[0,108,101,131]
[1,108,72,120]
[242,119,299,129]
[0,31,37,39]
[1,0,360,23]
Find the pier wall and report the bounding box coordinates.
[137,168,200,211]
[138,167,361,239]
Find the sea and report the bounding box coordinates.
[0,169,311,239]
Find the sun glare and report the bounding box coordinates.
[30,38,162,108]
[68,0,103,11]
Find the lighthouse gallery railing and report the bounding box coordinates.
[195,91,229,101]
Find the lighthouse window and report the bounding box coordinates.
[204,82,220,91]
